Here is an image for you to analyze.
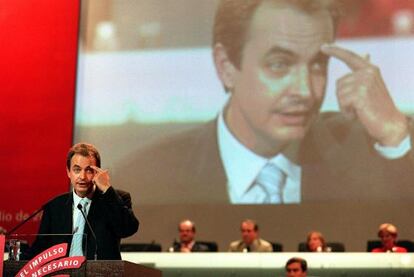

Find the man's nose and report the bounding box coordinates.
[79,170,86,179]
[293,65,312,98]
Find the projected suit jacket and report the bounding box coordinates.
[118,112,414,205]
[28,187,139,260]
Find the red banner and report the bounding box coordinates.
[0,1,79,234]
[0,234,4,276]
[17,243,85,277]
[17,243,68,276]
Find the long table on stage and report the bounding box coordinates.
[120,252,414,276]
[4,253,414,276]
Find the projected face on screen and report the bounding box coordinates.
[75,0,414,206]
[215,2,333,156]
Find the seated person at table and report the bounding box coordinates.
[306,231,330,252]
[228,219,272,252]
[285,257,307,277]
[371,223,407,253]
[171,219,211,252]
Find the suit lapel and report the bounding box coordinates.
[83,192,100,258]
[86,192,101,237]
[299,114,364,201]
[64,193,74,234]
[188,120,229,203]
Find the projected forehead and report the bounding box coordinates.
[213,0,337,69]
[244,2,334,62]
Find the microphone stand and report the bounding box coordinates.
[6,206,44,236]
[77,204,98,260]
[5,205,44,261]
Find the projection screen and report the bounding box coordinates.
[74,0,414,251]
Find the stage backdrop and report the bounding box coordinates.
[0,0,79,234]
[74,0,414,251]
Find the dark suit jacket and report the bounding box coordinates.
[117,112,414,204]
[28,187,139,260]
[172,241,212,252]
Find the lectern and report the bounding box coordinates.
[3,260,162,277]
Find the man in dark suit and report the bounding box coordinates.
[28,143,139,260]
[117,0,414,204]
[171,219,213,252]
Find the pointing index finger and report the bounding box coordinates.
[321,44,370,71]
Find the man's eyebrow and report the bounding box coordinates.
[264,46,296,58]
[265,46,329,62]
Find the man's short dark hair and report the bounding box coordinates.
[285,257,307,272]
[213,0,341,69]
[178,219,196,232]
[66,142,101,169]
[241,219,259,231]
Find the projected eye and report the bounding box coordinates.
[265,59,291,76]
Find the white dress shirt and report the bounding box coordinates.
[217,113,301,204]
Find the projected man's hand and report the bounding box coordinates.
[321,44,408,146]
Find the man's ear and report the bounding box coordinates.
[213,43,238,92]
[66,167,70,178]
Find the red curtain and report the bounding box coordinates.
[0,0,79,234]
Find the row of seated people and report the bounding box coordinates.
[121,220,414,253]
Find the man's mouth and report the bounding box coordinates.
[277,111,312,125]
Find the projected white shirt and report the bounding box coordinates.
[217,112,301,204]
[217,111,411,205]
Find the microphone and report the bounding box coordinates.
[169,239,178,252]
[6,206,44,236]
[77,203,98,260]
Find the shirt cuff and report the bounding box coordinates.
[374,135,411,159]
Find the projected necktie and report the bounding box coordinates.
[252,162,286,204]
[69,198,87,256]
